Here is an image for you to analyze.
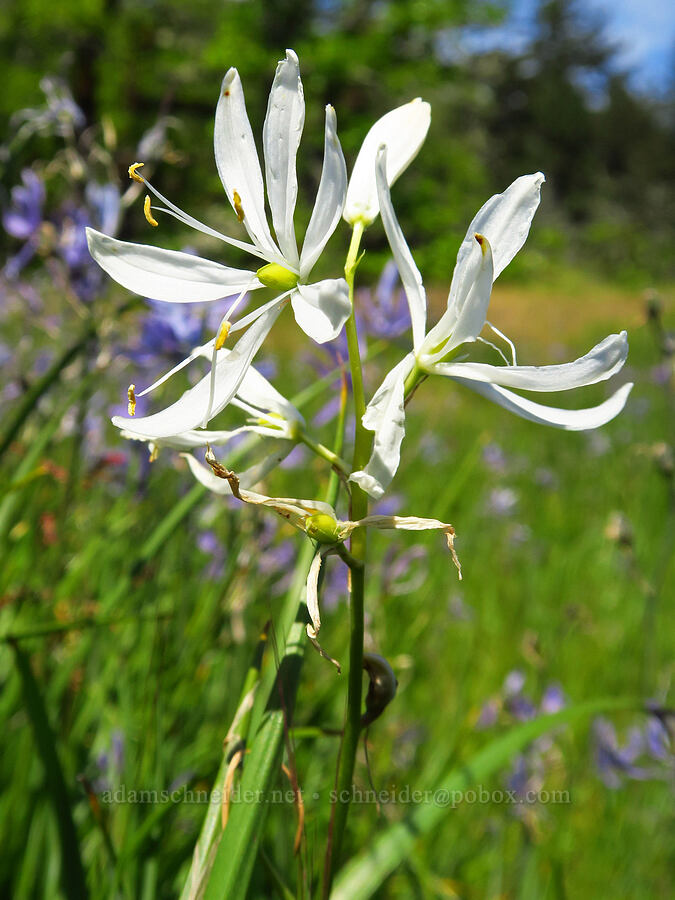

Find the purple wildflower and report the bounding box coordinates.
[361,260,411,339]
[3,169,45,240]
[197,530,227,580]
[486,487,518,518]
[482,442,507,473]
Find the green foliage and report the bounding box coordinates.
[2,0,672,282]
[1,275,673,896]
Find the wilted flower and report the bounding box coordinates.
[184,450,461,659]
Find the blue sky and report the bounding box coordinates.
[460,0,674,94]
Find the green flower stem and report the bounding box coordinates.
[299,431,350,477]
[325,372,348,510]
[403,361,421,397]
[197,355,355,899]
[324,221,370,894]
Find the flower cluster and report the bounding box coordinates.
[87,49,632,651]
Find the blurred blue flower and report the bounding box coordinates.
[593,716,673,789]
[486,486,518,517]
[9,76,85,143]
[361,260,411,339]
[482,441,507,473]
[540,683,566,715]
[3,169,45,240]
[197,529,227,580]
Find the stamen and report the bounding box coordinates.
[233,190,245,223]
[143,196,158,227]
[201,278,258,427]
[215,320,231,351]
[138,341,212,397]
[149,444,159,463]
[128,162,145,183]
[486,320,517,365]
[127,384,136,416]
[228,290,293,334]
[477,335,510,366]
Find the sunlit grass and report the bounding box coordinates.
[1,276,672,897]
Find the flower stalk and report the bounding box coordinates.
[324,220,370,894]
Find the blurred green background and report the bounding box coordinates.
[1,1,673,898]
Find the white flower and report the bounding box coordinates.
[87,49,351,350]
[350,149,633,499]
[344,98,431,227]
[112,334,305,445]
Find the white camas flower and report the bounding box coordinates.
[185,449,461,665]
[344,98,431,226]
[112,340,305,447]
[350,148,633,499]
[87,49,352,355]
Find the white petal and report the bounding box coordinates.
[119,427,249,451]
[349,353,416,499]
[236,363,305,426]
[263,49,304,268]
[299,105,347,280]
[455,172,544,284]
[305,552,323,638]
[422,235,494,359]
[111,304,281,438]
[344,98,431,225]
[138,340,214,398]
[291,279,351,344]
[183,446,292,493]
[214,68,280,260]
[451,377,634,430]
[87,228,260,302]
[433,332,629,391]
[375,147,426,350]
[360,514,452,533]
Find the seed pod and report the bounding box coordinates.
[362,652,398,726]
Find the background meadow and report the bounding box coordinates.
[1,1,673,897]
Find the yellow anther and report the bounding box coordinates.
[127,384,136,416]
[256,263,299,291]
[215,320,231,350]
[144,196,158,227]
[474,232,487,255]
[233,190,245,223]
[128,162,145,183]
[149,444,159,462]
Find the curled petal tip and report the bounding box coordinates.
[221,68,237,92]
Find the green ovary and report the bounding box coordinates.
[305,513,342,545]
[256,263,299,291]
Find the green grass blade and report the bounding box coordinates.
[11,641,88,899]
[331,697,639,900]
[200,540,316,900]
[0,323,95,461]
[0,379,92,543]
